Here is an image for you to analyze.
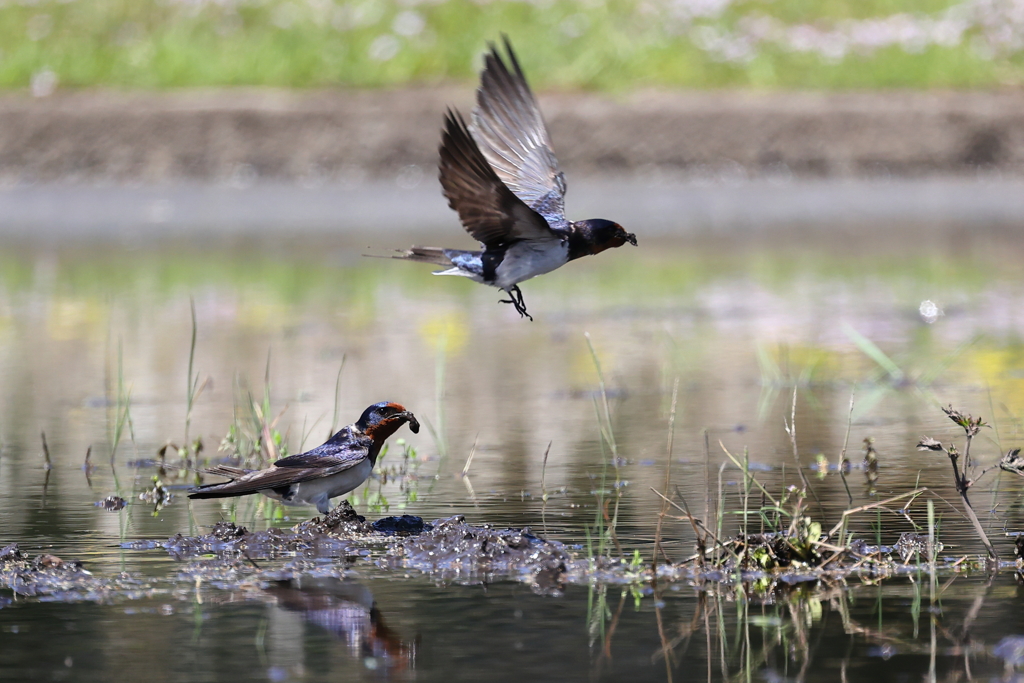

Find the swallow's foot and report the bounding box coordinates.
[499,286,533,321]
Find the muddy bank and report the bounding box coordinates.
[1,88,1023,183]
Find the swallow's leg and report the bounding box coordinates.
[313,494,331,515]
[517,288,533,319]
[499,286,533,321]
[512,287,533,321]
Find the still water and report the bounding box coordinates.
[3,189,1024,681]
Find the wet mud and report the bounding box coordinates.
[1,506,1001,609]
[138,504,574,595]
[0,543,159,601]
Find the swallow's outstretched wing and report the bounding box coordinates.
[439,109,559,249]
[471,37,567,229]
[190,430,373,498]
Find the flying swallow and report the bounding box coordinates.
[392,37,637,320]
[188,402,419,514]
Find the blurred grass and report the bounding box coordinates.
[0,0,1019,90]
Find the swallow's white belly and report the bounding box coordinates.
[492,239,568,289]
[259,459,372,512]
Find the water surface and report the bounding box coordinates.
[3,187,1024,681]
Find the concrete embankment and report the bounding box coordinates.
[1,89,1023,183]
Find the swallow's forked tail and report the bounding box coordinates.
[188,465,257,500]
[392,246,456,267]
[391,246,485,278]
[389,246,530,319]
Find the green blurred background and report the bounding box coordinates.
[1,0,1021,91]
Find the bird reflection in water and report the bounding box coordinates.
[264,578,416,674]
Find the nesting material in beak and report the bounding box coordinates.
[404,413,421,434]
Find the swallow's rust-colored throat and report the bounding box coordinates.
[363,412,420,444]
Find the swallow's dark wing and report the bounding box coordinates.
[471,37,567,229]
[273,429,373,471]
[190,433,372,498]
[440,109,559,249]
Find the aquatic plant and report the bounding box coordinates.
[349,438,423,513]
[584,332,623,559]
[214,353,291,471]
[108,341,136,465]
[644,400,1016,580]
[182,299,210,463]
[917,404,998,561]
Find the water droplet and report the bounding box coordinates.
[919,300,942,324]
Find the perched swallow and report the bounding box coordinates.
[393,37,637,320]
[188,402,419,514]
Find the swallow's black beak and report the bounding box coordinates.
[626,233,637,246]
[398,412,420,434]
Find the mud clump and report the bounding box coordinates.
[733,533,800,568]
[1,544,86,582]
[155,504,431,561]
[162,523,364,561]
[293,501,370,536]
[384,516,569,593]
[0,543,155,601]
[211,521,249,541]
[0,544,22,563]
[371,515,432,536]
[138,511,571,593]
[96,496,127,511]
[32,553,83,571]
[892,532,940,562]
